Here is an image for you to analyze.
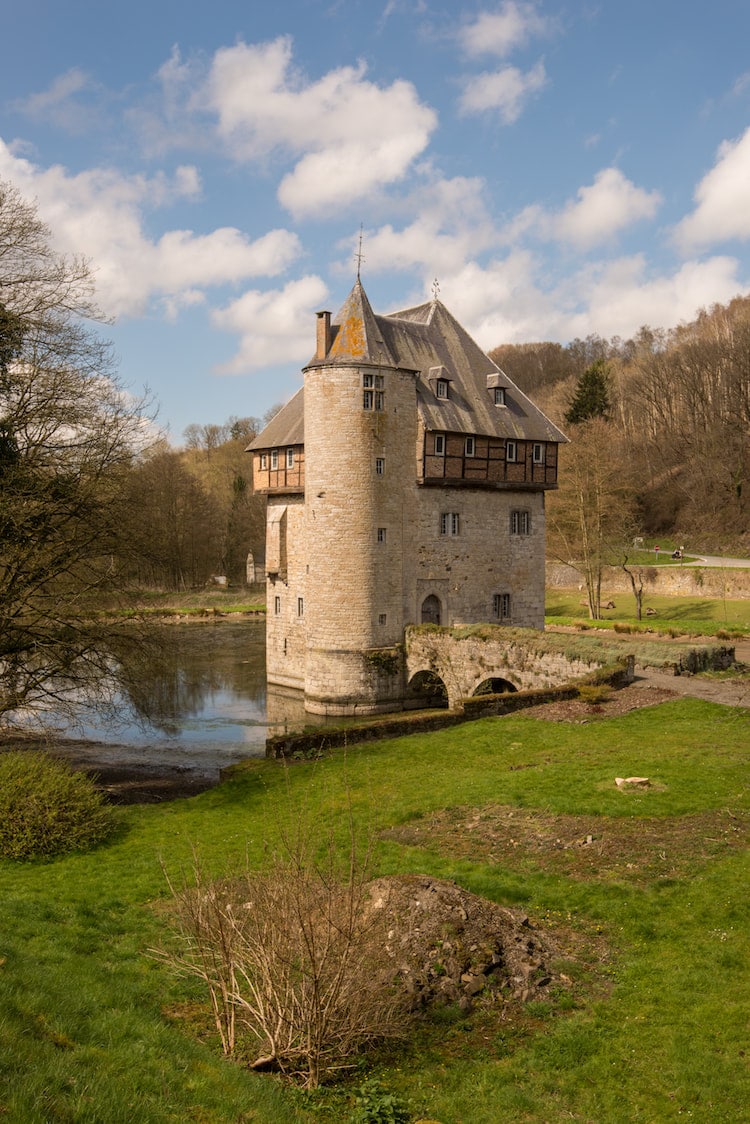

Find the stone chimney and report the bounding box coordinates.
[316,310,332,360]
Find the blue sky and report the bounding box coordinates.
[2,1,750,441]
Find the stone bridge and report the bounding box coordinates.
[403,625,615,710]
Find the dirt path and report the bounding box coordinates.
[630,639,750,710]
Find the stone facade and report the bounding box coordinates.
[249,280,566,714]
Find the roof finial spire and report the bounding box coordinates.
[431,277,440,301]
[355,223,365,280]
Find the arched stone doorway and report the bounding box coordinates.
[421,594,441,625]
[405,669,449,709]
[472,677,518,696]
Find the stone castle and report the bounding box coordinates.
[249,278,566,715]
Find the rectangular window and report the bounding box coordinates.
[260,453,267,470]
[274,595,281,615]
[363,389,374,410]
[440,512,460,536]
[494,387,506,406]
[532,443,545,464]
[363,373,374,388]
[377,527,387,543]
[286,447,295,469]
[493,593,511,620]
[436,379,449,399]
[510,509,531,535]
[465,436,475,457]
[506,440,517,463]
[375,457,385,475]
[297,597,304,617]
[434,433,445,455]
[374,391,385,411]
[270,449,278,470]
[378,613,387,626]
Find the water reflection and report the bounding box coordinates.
[49,622,275,793]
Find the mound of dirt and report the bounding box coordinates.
[366,874,558,1012]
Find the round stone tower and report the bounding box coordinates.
[302,280,417,714]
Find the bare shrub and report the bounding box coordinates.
[158,814,408,1088]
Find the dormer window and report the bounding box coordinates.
[494,387,507,407]
[436,378,449,399]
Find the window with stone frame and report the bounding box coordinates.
[375,456,385,475]
[440,512,460,536]
[493,592,511,620]
[510,509,531,535]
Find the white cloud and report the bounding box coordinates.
[564,254,746,339]
[459,2,551,57]
[550,168,662,249]
[13,69,104,134]
[204,38,437,217]
[0,140,301,318]
[500,169,661,249]
[674,127,750,251]
[418,252,746,351]
[211,276,330,373]
[459,61,546,121]
[347,176,496,278]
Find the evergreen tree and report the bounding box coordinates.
[564,358,611,424]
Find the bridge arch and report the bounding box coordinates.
[405,669,449,709]
[471,676,518,697]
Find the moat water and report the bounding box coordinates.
[34,621,303,800]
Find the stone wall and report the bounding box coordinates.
[546,562,750,600]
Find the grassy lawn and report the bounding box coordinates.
[546,590,750,637]
[1,696,749,1121]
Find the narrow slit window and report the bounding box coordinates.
[375,457,385,475]
[297,597,304,617]
[377,527,387,543]
[274,595,281,615]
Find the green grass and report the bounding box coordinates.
[546,589,750,637]
[1,698,749,1121]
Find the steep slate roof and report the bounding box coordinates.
[380,298,567,443]
[248,281,567,451]
[247,387,304,451]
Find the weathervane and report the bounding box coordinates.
[355,223,365,279]
[431,277,440,300]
